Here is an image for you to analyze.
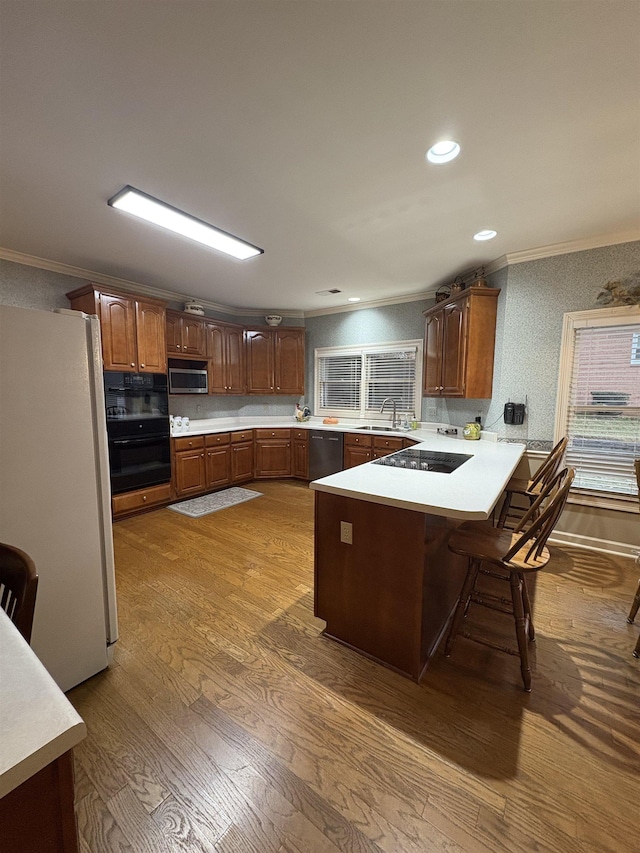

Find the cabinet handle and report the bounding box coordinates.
[140,363,145,368]
[277,386,280,390]
[142,495,147,501]
[201,453,204,458]
[271,386,274,390]
[130,362,135,367]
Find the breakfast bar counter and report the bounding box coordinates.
[309,436,525,680]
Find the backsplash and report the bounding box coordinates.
[169,395,301,421]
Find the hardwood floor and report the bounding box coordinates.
[68,480,640,853]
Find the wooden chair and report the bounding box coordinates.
[0,542,38,644]
[497,436,567,529]
[445,469,574,691]
[627,460,640,658]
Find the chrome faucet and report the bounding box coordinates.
[380,397,399,428]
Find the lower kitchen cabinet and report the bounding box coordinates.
[205,432,231,488]
[112,482,172,519]
[343,432,372,469]
[292,429,309,479]
[254,428,292,478]
[372,435,404,459]
[231,431,254,483]
[173,435,206,497]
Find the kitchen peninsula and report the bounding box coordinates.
[310,435,525,681]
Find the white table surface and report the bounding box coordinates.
[0,610,86,798]
[309,433,525,520]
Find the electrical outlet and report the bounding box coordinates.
[340,521,353,545]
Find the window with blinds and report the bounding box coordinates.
[315,341,422,419]
[556,310,640,500]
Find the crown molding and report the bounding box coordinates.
[0,248,304,319]
[502,229,640,266]
[3,229,639,321]
[303,289,437,318]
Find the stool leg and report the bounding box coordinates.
[445,558,480,657]
[510,572,532,692]
[634,633,640,659]
[521,575,535,642]
[628,579,640,624]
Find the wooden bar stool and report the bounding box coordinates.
[0,542,38,644]
[445,470,574,691]
[498,436,567,529]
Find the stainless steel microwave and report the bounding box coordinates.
[168,366,208,394]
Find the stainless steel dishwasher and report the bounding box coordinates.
[308,430,344,480]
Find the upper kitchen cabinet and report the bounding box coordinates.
[66,284,167,373]
[245,327,305,395]
[205,320,245,394]
[423,287,500,398]
[166,310,206,357]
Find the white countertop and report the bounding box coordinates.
[0,610,86,798]
[309,434,525,520]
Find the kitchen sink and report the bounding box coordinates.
[357,425,396,431]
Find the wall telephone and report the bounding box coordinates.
[503,401,526,425]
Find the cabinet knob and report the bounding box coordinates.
[201,453,204,458]
[142,495,147,501]
[271,386,274,390]
[130,362,135,367]
[188,441,193,446]
[277,386,280,390]
[140,363,145,368]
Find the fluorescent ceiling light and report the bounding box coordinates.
[108,186,263,260]
[473,229,497,241]
[348,297,361,302]
[426,140,460,164]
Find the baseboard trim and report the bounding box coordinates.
[550,530,639,559]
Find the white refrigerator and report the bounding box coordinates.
[0,304,118,692]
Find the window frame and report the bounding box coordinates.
[554,305,640,512]
[314,339,423,422]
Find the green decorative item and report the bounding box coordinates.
[463,421,482,440]
[595,274,640,307]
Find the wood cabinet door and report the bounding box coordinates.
[136,300,166,373]
[245,330,274,393]
[99,293,137,371]
[225,326,245,394]
[254,440,292,478]
[441,301,468,397]
[343,446,372,469]
[166,312,183,355]
[293,439,309,479]
[175,449,206,496]
[423,310,443,396]
[205,446,231,488]
[181,317,206,356]
[231,442,254,482]
[274,328,304,394]
[206,322,227,393]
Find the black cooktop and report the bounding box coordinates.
[373,448,472,473]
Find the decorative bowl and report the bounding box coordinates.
[184,299,205,315]
[265,314,283,326]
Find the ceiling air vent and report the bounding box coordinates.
[315,288,342,295]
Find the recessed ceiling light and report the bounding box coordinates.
[108,185,263,260]
[426,140,460,164]
[348,297,361,303]
[473,229,497,241]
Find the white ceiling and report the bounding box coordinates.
[1,1,639,314]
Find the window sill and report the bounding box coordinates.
[567,490,639,514]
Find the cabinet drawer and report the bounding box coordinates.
[254,428,291,440]
[205,432,231,446]
[231,430,253,443]
[173,435,204,452]
[373,436,404,452]
[293,429,308,441]
[344,432,372,448]
[112,482,172,517]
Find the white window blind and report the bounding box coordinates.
[318,353,362,411]
[315,341,422,419]
[562,321,640,497]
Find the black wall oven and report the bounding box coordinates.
[104,372,171,495]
